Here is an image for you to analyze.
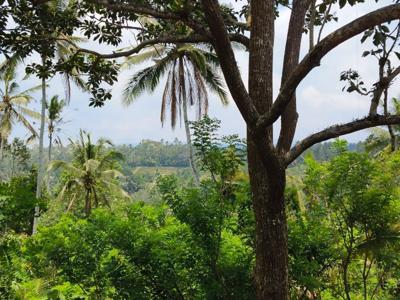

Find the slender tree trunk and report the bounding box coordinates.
[248,133,288,300]
[343,247,352,300]
[182,96,200,185]
[362,253,368,300]
[383,87,397,151]
[11,147,15,178]
[0,138,4,160]
[48,131,53,161]
[85,189,91,217]
[32,55,47,235]
[46,131,53,194]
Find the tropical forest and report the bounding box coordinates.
[0,0,400,299]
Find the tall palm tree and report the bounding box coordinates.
[46,95,66,161]
[123,44,228,184]
[32,0,87,233]
[48,130,128,216]
[0,60,41,159]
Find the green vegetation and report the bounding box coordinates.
[1,118,400,299]
[1,1,400,298]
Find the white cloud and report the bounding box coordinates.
[302,86,370,111]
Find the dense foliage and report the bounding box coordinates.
[1,118,399,299]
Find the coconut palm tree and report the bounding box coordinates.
[123,44,228,184]
[0,60,41,159]
[48,130,128,216]
[46,95,66,161]
[32,0,87,233]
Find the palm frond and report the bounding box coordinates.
[122,55,173,105]
[101,169,124,180]
[122,45,166,67]
[161,70,172,126]
[178,56,186,126]
[99,150,123,169]
[26,134,37,145]
[202,64,229,105]
[47,95,66,121]
[12,109,37,137]
[84,159,101,173]
[102,180,130,199]
[16,84,43,96]
[48,160,84,177]
[193,64,209,119]
[185,47,208,75]
[9,96,31,106]
[170,61,178,129]
[0,56,21,79]
[0,110,13,138]
[17,106,41,119]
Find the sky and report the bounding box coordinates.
[8,0,400,146]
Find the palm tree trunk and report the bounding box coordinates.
[48,131,53,161]
[0,138,4,160]
[182,96,200,185]
[32,55,47,235]
[10,144,15,178]
[85,189,91,217]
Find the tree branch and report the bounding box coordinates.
[200,0,258,126]
[89,0,184,21]
[286,114,400,165]
[277,0,312,153]
[89,0,214,39]
[369,65,400,116]
[257,4,400,131]
[73,35,207,58]
[72,33,248,59]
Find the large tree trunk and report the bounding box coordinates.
[247,0,289,297]
[248,133,288,300]
[182,96,200,185]
[32,55,47,235]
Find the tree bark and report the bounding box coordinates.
[48,130,53,161]
[278,0,311,153]
[182,96,200,185]
[248,133,288,299]
[383,87,397,152]
[32,55,47,235]
[247,0,290,298]
[0,138,4,160]
[85,189,91,217]
[343,247,352,300]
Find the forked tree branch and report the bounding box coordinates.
[286,114,400,165]
[277,0,312,153]
[369,65,400,115]
[201,0,258,126]
[257,4,400,131]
